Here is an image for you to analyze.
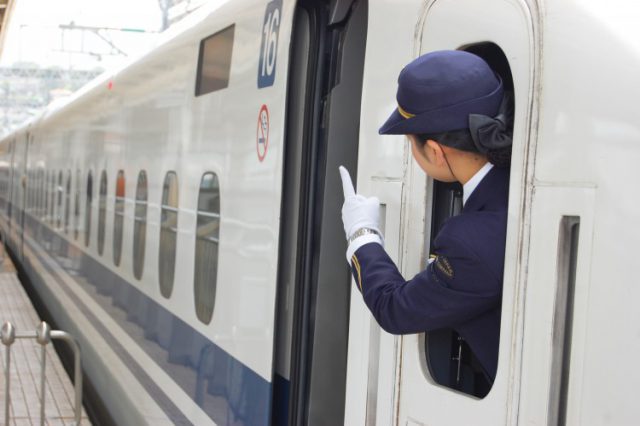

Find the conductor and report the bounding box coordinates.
[339,50,513,381]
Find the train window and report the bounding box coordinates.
[34,170,39,216]
[422,42,514,398]
[113,170,125,266]
[39,170,43,218]
[195,24,235,96]
[32,170,36,214]
[42,170,46,219]
[29,170,33,212]
[56,171,63,228]
[26,169,30,213]
[64,170,71,234]
[85,171,93,247]
[133,171,148,280]
[32,169,36,214]
[0,170,5,211]
[27,170,31,212]
[41,170,45,219]
[29,170,34,213]
[0,170,5,210]
[193,172,220,324]
[47,170,56,225]
[159,171,178,298]
[35,170,40,213]
[30,170,35,212]
[33,170,37,215]
[40,169,47,220]
[26,170,32,213]
[51,171,56,223]
[98,170,107,254]
[35,170,38,215]
[31,169,35,215]
[24,169,29,212]
[24,170,29,213]
[37,170,41,214]
[3,166,8,215]
[44,171,50,222]
[33,170,38,213]
[74,170,81,240]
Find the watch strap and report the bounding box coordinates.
[349,227,381,244]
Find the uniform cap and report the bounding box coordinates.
[379,50,504,135]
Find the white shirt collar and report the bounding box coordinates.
[463,162,494,206]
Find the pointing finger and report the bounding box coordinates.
[339,166,356,198]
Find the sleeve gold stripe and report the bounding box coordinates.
[351,254,363,292]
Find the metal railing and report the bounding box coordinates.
[1,321,83,425]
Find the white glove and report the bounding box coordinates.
[339,166,382,240]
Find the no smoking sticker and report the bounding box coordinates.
[257,104,269,162]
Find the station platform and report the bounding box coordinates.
[0,252,91,425]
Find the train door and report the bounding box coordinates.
[274,0,367,424]
[394,1,538,424]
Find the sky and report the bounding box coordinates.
[1,0,163,70]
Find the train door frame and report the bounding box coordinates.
[273,0,368,424]
[423,42,516,398]
[393,0,541,424]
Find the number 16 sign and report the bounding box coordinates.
[258,0,281,88]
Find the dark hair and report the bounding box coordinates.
[416,129,512,168]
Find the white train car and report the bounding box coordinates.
[0,0,639,424]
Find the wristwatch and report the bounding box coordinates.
[348,227,381,244]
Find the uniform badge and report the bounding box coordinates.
[434,255,454,279]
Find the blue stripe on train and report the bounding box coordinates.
[15,211,273,426]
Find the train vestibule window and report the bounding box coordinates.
[423,42,514,398]
[195,25,235,96]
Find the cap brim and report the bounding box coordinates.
[378,109,408,135]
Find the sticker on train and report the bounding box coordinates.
[257,104,270,161]
[257,0,281,88]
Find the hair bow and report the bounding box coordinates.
[468,93,514,154]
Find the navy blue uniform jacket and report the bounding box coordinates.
[350,167,509,380]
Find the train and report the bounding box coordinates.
[1,0,640,424]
